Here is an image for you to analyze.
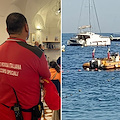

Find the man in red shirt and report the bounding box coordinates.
[0,12,50,120]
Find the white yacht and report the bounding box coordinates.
[67,30,111,46]
[67,0,111,46]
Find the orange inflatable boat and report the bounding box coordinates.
[83,52,120,70]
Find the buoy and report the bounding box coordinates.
[78,69,81,72]
[62,49,65,52]
[86,68,89,71]
[79,89,81,92]
[95,68,98,71]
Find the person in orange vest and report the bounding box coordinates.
[49,61,61,120]
[49,61,61,95]
[0,12,51,120]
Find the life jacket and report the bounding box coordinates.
[49,68,61,83]
[49,68,61,96]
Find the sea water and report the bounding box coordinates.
[62,33,120,120]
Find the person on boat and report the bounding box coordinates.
[0,12,50,120]
[49,61,61,120]
[107,48,110,59]
[92,48,95,59]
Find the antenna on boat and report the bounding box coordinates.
[107,48,110,59]
[92,48,95,59]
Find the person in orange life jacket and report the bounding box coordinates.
[0,12,50,120]
[49,61,61,95]
[49,61,61,120]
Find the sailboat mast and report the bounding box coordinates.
[89,0,91,32]
[93,0,101,33]
[77,0,101,33]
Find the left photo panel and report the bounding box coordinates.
[0,0,61,120]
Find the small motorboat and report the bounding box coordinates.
[67,38,80,46]
[83,49,120,70]
[109,35,120,41]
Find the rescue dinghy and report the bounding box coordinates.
[83,49,120,70]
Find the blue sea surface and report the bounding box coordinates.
[62,33,120,120]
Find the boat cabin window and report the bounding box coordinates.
[84,35,90,39]
[70,40,77,42]
[78,35,90,40]
[78,35,82,39]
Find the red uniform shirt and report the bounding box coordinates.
[0,38,50,110]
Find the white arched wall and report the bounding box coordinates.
[31,0,61,44]
[0,0,61,43]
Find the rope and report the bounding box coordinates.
[77,0,84,33]
[77,0,101,33]
[89,0,91,32]
[92,0,101,33]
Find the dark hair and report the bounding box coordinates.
[49,61,60,73]
[6,12,27,35]
[57,57,61,66]
[39,44,42,48]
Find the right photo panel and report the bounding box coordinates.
[62,0,120,119]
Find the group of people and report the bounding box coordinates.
[0,12,61,120]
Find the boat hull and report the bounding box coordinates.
[83,58,120,70]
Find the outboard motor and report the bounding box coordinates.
[90,59,101,69]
